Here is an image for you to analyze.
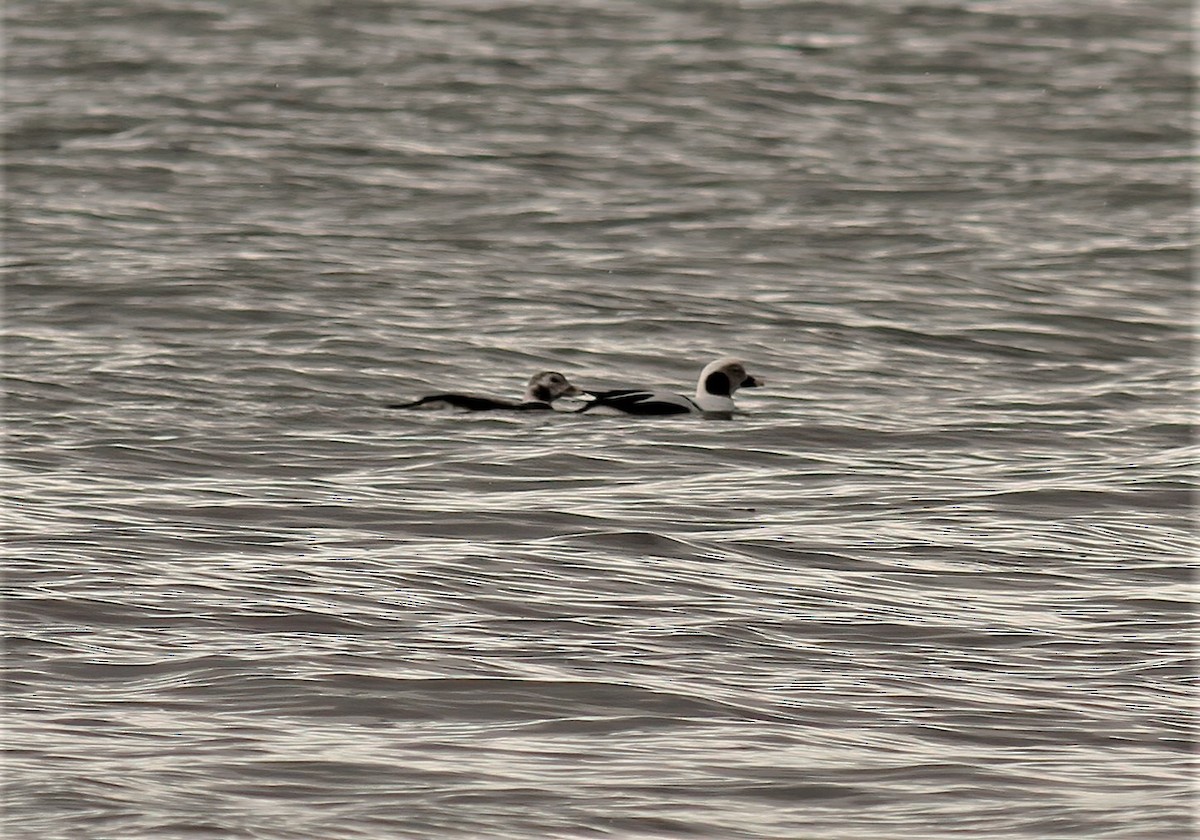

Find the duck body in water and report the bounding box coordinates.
[388,371,584,411]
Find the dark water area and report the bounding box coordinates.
[3,1,1195,838]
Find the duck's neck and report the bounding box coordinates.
[524,385,552,403]
[693,389,735,412]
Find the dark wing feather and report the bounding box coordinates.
[577,389,694,415]
[387,393,516,411]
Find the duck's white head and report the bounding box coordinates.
[524,371,584,404]
[693,358,764,411]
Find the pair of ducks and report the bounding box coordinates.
[388,358,764,416]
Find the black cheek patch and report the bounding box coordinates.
[704,371,732,396]
[530,385,553,402]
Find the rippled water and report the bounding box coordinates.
[4,1,1195,838]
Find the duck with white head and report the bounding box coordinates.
[575,358,764,416]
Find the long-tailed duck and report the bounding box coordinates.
[576,358,764,416]
[388,371,584,411]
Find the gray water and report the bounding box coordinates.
[3,1,1195,838]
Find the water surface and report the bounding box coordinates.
[4,1,1195,838]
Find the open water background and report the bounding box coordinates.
[3,1,1196,838]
